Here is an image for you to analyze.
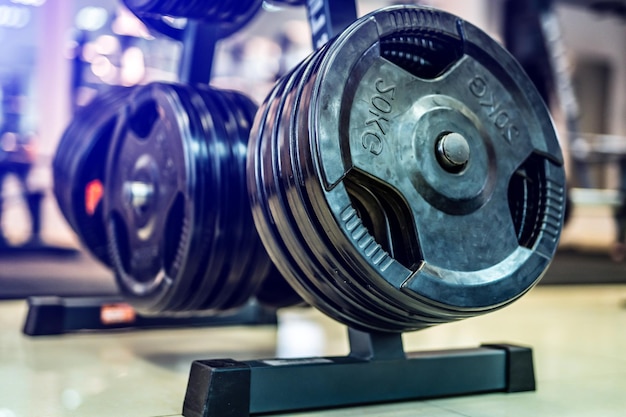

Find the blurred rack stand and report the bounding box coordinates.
[21,15,278,338]
[23,296,277,336]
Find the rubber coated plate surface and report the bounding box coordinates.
[53,87,134,266]
[105,83,292,314]
[123,0,263,40]
[248,5,566,332]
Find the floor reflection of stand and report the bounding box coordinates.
[183,328,535,417]
[23,296,277,336]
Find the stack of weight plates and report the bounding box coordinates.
[104,83,298,314]
[247,5,566,332]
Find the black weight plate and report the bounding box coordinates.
[105,82,283,315]
[53,87,134,266]
[248,5,566,332]
[299,46,449,328]
[239,67,308,310]
[123,0,263,40]
[206,88,302,310]
[251,48,445,330]
[256,54,365,322]
[178,85,253,312]
[169,85,286,313]
[199,89,269,310]
[105,83,217,313]
[172,85,274,313]
[274,50,437,330]
[168,87,234,311]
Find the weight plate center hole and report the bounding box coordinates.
[435,132,470,174]
[126,180,155,216]
[125,154,159,239]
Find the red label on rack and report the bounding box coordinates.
[100,303,136,325]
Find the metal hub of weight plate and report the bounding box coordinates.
[123,0,263,40]
[53,87,134,266]
[104,82,298,314]
[247,5,566,333]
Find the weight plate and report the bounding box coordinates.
[215,88,303,309]
[247,5,566,333]
[179,85,256,312]
[123,0,263,40]
[104,82,288,314]
[53,87,134,265]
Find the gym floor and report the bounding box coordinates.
[1,205,625,416]
[1,284,626,416]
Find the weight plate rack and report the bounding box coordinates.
[52,1,567,415]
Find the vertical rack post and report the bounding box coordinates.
[178,21,218,85]
[305,0,358,49]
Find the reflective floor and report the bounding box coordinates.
[1,284,626,417]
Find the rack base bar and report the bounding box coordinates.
[183,330,535,417]
[23,296,278,336]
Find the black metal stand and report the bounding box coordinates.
[182,328,535,417]
[178,20,216,85]
[23,296,277,336]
